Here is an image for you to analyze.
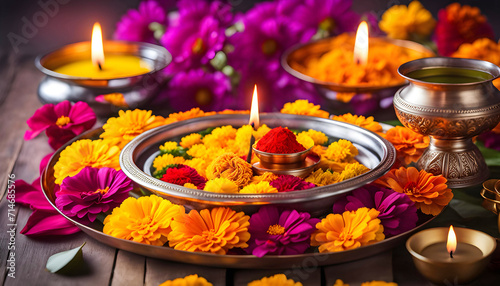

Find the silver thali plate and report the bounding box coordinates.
[120,113,396,216]
[40,120,437,269]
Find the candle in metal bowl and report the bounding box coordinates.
[394,57,500,188]
[406,226,496,285]
[281,22,433,120]
[35,23,171,116]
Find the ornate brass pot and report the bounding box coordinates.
[394,57,500,188]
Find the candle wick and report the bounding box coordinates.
[97,62,103,71]
[450,251,453,259]
[247,122,255,163]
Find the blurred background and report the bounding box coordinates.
[1,0,500,56]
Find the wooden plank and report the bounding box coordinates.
[0,58,44,200]
[110,250,145,286]
[145,258,226,286]
[323,251,393,286]
[0,52,19,106]
[233,267,322,286]
[0,197,19,285]
[392,245,430,285]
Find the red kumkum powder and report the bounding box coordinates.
[256,126,306,154]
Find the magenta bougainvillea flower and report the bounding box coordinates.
[332,184,418,237]
[167,69,233,111]
[16,177,80,237]
[24,101,96,150]
[56,167,133,222]
[114,0,167,43]
[160,0,233,73]
[246,206,319,257]
[160,164,206,189]
[270,175,315,192]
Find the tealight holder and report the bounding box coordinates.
[252,146,319,178]
[480,179,500,232]
[395,57,500,188]
[406,227,496,285]
[35,41,171,116]
[281,36,433,121]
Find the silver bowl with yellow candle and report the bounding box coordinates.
[35,24,171,116]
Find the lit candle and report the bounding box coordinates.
[247,85,259,163]
[419,226,483,262]
[353,21,368,65]
[54,23,151,79]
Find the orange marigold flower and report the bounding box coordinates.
[331,113,383,133]
[164,108,209,124]
[54,139,121,184]
[379,1,435,40]
[206,153,253,187]
[103,195,185,246]
[168,207,250,254]
[382,126,429,165]
[96,92,128,108]
[311,208,384,253]
[250,172,279,184]
[280,100,329,118]
[361,281,398,286]
[100,109,165,148]
[248,274,303,286]
[217,109,249,115]
[374,167,452,216]
[159,274,212,286]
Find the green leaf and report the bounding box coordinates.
[46,242,86,274]
[476,141,500,166]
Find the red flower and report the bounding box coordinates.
[160,165,206,189]
[24,101,96,150]
[435,3,494,56]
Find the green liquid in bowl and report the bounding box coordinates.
[406,67,493,83]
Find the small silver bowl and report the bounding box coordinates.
[253,146,312,169]
[35,40,171,116]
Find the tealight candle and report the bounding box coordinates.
[53,23,151,79]
[406,226,496,285]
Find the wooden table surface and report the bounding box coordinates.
[1,54,500,286]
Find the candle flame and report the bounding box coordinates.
[91,22,105,69]
[353,21,369,65]
[249,85,260,129]
[447,225,457,255]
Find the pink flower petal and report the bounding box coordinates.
[20,209,80,237]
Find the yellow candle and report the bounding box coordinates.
[54,55,151,79]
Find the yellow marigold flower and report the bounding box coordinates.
[340,162,370,181]
[204,178,239,194]
[159,274,212,286]
[382,126,429,165]
[164,108,207,124]
[334,279,349,286]
[180,133,203,149]
[100,109,165,148]
[153,154,186,171]
[254,124,272,140]
[234,125,254,154]
[98,92,128,108]
[452,38,500,89]
[331,113,383,133]
[311,208,385,253]
[203,125,237,148]
[248,274,303,286]
[305,169,342,186]
[251,172,279,184]
[311,145,326,157]
[187,144,207,158]
[298,130,328,145]
[168,207,251,254]
[240,181,278,194]
[206,153,253,187]
[183,183,197,189]
[281,100,329,118]
[317,159,348,173]
[217,109,250,115]
[374,167,453,216]
[184,158,208,178]
[361,281,398,286]
[379,1,436,40]
[324,139,358,162]
[103,195,185,246]
[159,141,179,152]
[54,139,121,184]
[295,133,315,149]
